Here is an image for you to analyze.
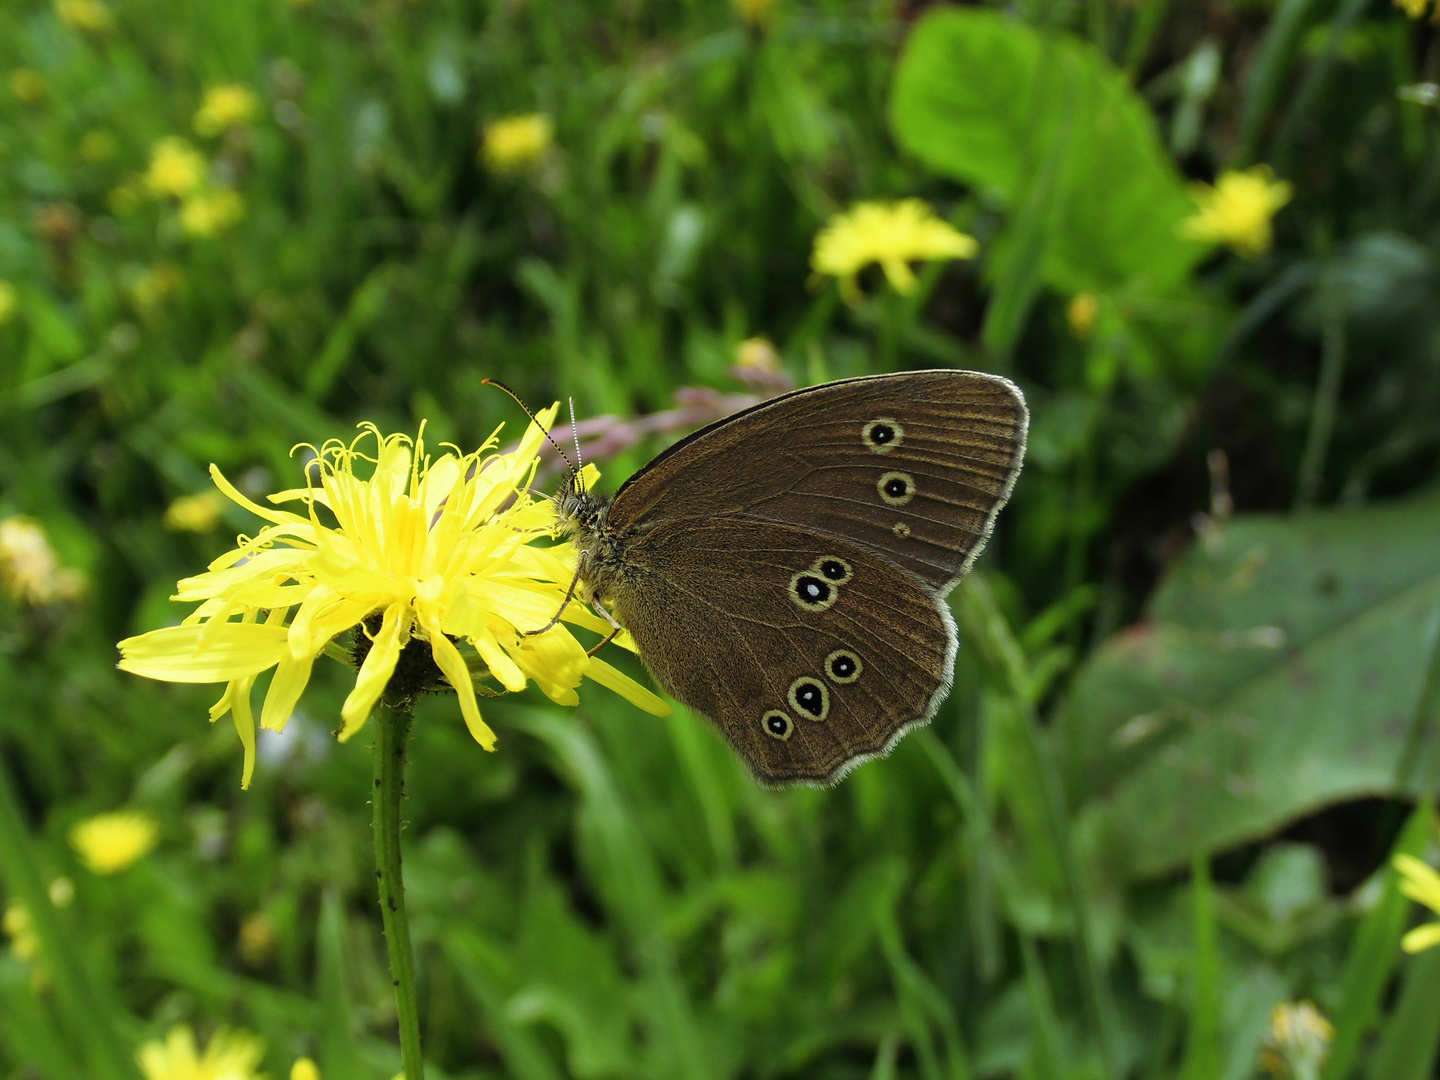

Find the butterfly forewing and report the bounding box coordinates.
[606,370,1027,593]
[604,518,952,784]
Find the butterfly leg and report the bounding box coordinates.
[525,551,587,636]
[584,598,624,657]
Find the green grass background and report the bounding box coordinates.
[2,0,1440,1077]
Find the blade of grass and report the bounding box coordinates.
[956,580,1121,1080]
[1270,0,1376,172]
[1320,803,1437,1080]
[1180,853,1220,1080]
[1363,946,1440,1080]
[1020,936,1065,1080]
[1235,0,1323,166]
[317,889,367,1080]
[0,962,82,1079]
[876,903,973,1080]
[0,758,139,1080]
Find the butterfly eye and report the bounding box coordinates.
[861,418,904,454]
[825,649,863,684]
[877,471,916,506]
[762,710,794,740]
[789,572,837,612]
[812,557,853,585]
[788,677,830,721]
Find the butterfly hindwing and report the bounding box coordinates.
[603,518,953,784]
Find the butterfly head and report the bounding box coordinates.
[553,468,611,546]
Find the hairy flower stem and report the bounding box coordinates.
[373,700,426,1080]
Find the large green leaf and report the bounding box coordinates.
[1062,489,1440,876]
[890,9,1200,294]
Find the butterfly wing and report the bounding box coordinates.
[606,369,1026,593]
[606,518,953,784]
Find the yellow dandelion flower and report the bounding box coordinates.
[3,900,40,963]
[132,263,184,313]
[117,413,668,789]
[735,336,780,372]
[734,0,776,27]
[1394,0,1430,17]
[70,810,159,874]
[1259,1000,1333,1078]
[0,516,85,605]
[291,1059,320,1080]
[811,199,979,304]
[146,137,207,199]
[80,129,118,163]
[1067,292,1099,341]
[54,0,113,32]
[1395,853,1440,952]
[180,189,244,238]
[137,1025,264,1080]
[0,281,17,325]
[10,68,47,104]
[482,114,554,173]
[194,84,259,137]
[1180,165,1294,259]
[165,491,226,533]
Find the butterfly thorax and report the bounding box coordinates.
[553,473,629,603]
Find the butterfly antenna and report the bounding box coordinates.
[481,378,576,474]
[568,397,585,492]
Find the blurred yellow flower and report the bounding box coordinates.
[1395,0,1431,17]
[1395,853,1440,952]
[165,491,226,533]
[9,68,46,104]
[80,129,118,163]
[0,281,17,325]
[137,1025,264,1080]
[1067,292,1099,341]
[482,114,553,173]
[291,1059,320,1080]
[132,262,184,313]
[70,810,159,874]
[117,413,667,788]
[3,900,40,963]
[239,911,278,967]
[735,336,780,372]
[48,876,74,907]
[55,0,113,32]
[194,84,259,136]
[180,189,244,237]
[146,137,208,198]
[0,517,85,605]
[811,199,978,304]
[733,0,775,26]
[1259,1000,1333,1078]
[1180,165,1293,258]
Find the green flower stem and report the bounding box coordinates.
[373,700,426,1080]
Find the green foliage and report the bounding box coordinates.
[2,0,1440,1078]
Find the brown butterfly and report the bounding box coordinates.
[554,369,1027,785]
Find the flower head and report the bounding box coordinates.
[55,0,113,32]
[138,1025,264,1080]
[10,68,46,104]
[1259,1000,1333,1078]
[1395,853,1440,952]
[118,413,667,788]
[734,0,776,27]
[0,516,85,605]
[194,84,259,136]
[3,900,40,963]
[0,281,17,325]
[1067,292,1099,341]
[1394,0,1432,18]
[71,810,159,874]
[180,189,244,237]
[811,199,978,304]
[735,336,780,372]
[1180,165,1293,259]
[166,492,226,533]
[146,138,207,198]
[482,114,553,173]
[291,1060,320,1080]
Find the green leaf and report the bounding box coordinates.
[890,9,1199,295]
[1065,489,1440,876]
